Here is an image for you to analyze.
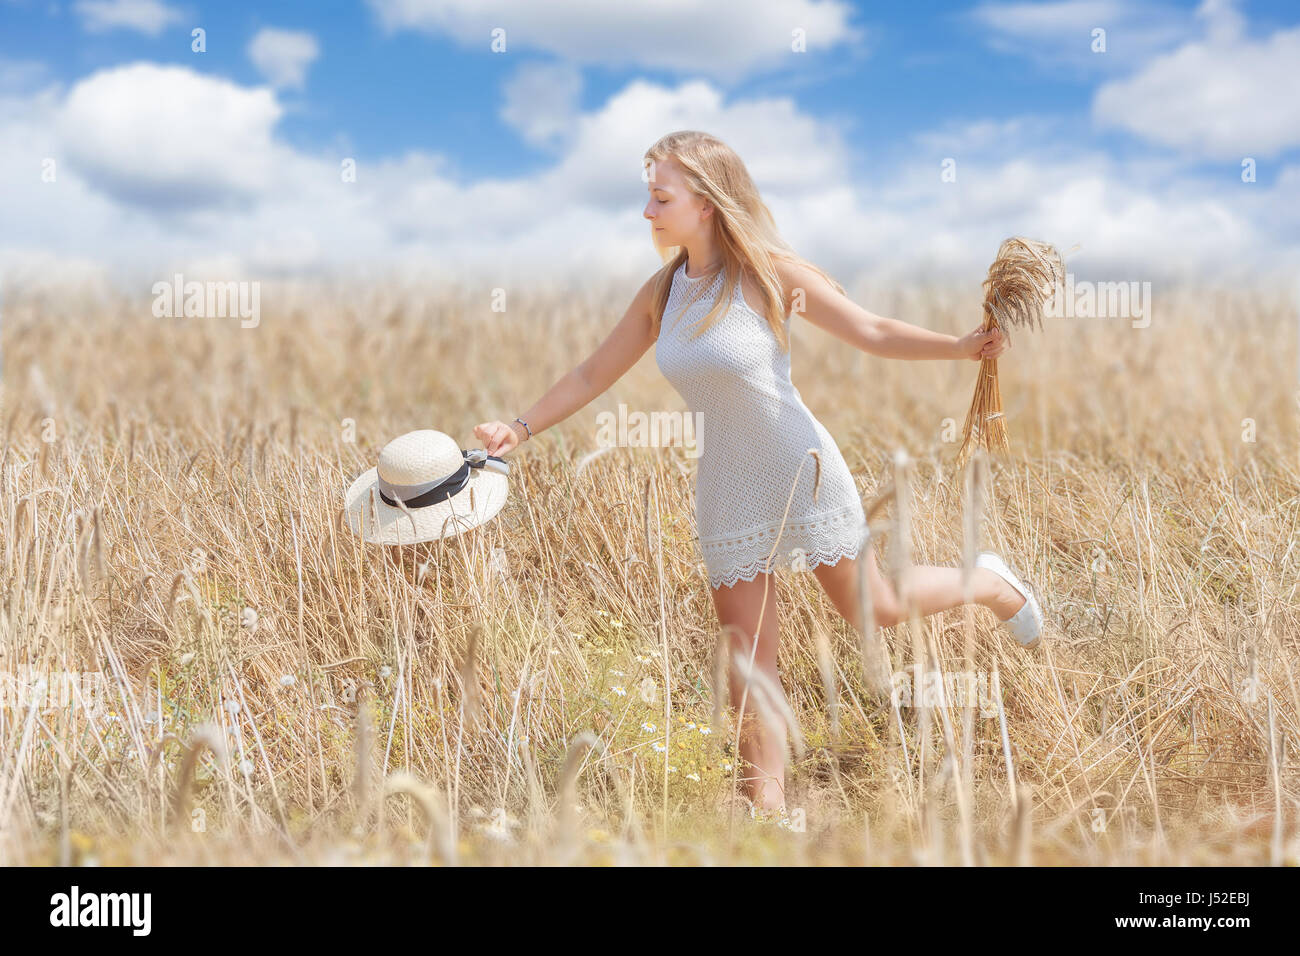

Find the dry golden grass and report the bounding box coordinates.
[1,277,1297,865]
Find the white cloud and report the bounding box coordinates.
[1195,0,1247,45]
[861,150,1261,283]
[1092,3,1300,159]
[969,0,1193,73]
[840,110,1287,285]
[358,76,857,282]
[366,0,863,83]
[2,65,1297,294]
[54,62,285,208]
[73,0,184,35]
[500,61,583,150]
[247,28,320,91]
[911,115,1068,162]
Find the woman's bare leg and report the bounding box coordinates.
[706,551,1024,815]
[710,572,787,813]
[811,546,1026,632]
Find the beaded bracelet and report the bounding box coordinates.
[513,417,533,440]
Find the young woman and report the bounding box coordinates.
[475,130,1043,816]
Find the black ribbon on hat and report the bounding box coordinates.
[377,449,508,509]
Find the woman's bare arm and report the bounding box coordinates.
[512,277,658,437]
[778,260,970,361]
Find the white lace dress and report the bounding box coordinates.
[655,260,869,589]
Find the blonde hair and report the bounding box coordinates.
[644,130,846,352]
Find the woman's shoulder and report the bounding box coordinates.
[772,256,821,295]
[771,256,843,313]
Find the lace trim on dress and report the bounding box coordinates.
[705,540,866,590]
[700,502,869,589]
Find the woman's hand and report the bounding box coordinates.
[474,420,525,456]
[955,325,1008,361]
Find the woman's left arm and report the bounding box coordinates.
[781,261,1007,362]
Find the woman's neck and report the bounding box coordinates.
[684,244,723,276]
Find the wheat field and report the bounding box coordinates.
[1,276,1296,866]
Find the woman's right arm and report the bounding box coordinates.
[475,277,658,455]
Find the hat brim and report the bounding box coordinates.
[343,466,509,545]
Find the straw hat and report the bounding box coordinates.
[343,429,510,545]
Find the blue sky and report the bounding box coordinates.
[1,0,1298,289]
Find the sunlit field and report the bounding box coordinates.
[2,276,1296,865]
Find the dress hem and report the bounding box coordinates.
[705,537,868,590]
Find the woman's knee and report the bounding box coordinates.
[863,580,900,628]
[873,600,901,629]
[818,558,901,630]
[863,555,904,628]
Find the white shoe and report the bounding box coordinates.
[975,551,1044,648]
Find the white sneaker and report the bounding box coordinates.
[975,551,1044,648]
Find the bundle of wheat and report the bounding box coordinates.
[953,236,1065,472]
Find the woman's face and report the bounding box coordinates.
[643,157,712,248]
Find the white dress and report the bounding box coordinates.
[655,260,869,589]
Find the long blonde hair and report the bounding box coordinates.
[644,130,846,352]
